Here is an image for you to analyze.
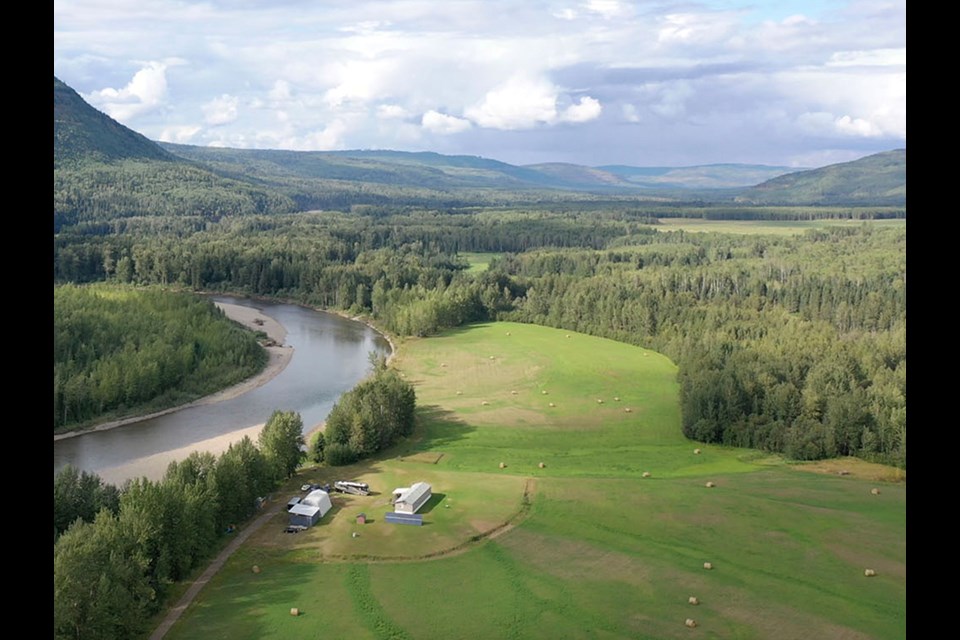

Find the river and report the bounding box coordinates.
[52,297,391,486]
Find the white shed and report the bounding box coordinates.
[392,482,432,515]
[301,489,333,517]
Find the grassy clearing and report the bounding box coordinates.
[458,251,502,273]
[655,218,906,235]
[166,321,905,640]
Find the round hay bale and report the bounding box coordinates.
[542,390,548,395]
[290,608,300,617]
[705,481,715,488]
[837,469,850,476]
[489,355,496,360]
[538,462,546,469]
[597,399,603,404]
[511,390,518,395]
[440,363,447,367]
[499,462,507,469]
[870,488,881,495]
[864,569,876,577]
[685,618,697,628]
[506,331,511,336]
[252,565,261,574]
[642,471,651,478]
[548,402,555,407]
[688,596,699,605]
[456,390,462,395]
[624,407,632,413]
[703,562,713,570]
[614,396,620,401]
[481,401,489,406]
[566,334,571,338]
[694,448,701,454]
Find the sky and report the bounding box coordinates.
[53,0,905,169]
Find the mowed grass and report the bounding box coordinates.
[166,322,906,640]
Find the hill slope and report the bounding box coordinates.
[737,149,906,205]
[54,77,298,229]
[54,77,174,165]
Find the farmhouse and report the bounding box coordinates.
[288,489,333,528]
[392,481,432,514]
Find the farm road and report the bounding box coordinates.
[149,499,285,640]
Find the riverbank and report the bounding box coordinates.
[53,302,294,442]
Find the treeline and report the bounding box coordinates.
[312,360,417,465]
[496,226,905,466]
[54,283,266,431]
[54,206,906,466]
[54,410,304,640]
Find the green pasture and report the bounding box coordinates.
[458,251,502,273]
[654,217,906,235]
[166,322,906,640]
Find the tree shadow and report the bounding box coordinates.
[393,404,477,455]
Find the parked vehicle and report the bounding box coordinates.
[334,480,370,496]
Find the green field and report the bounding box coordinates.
[167,322,906,640]
[458,252,503,273]
[654,218,906,235]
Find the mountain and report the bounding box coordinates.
[54,76,297,230]
[736,149,906,205]
[53,75,907,226]
[54,77,174,165]
[598,163,803,189]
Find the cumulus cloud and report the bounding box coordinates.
[833,114,882,137]
[157,125,201,144]
[466,76,559,129]
[465,76,601,130]
[561,96,602,123]
[84,61,169,122]
[202,94,239,125]
[421,110,472,134]
[55,0,905,165]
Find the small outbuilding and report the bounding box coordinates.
[392,482,432,515]
[289,489,333,528]
[302,489,333,515]
[289,503,321,528]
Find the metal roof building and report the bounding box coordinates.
[391,481,432,515]
[289,490,332,528]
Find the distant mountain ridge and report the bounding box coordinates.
[737,149,906,205]
[53,75,906,220]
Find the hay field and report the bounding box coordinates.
[166,322,905,640]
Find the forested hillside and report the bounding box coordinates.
[738,149,906,205]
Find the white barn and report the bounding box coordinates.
[391,482,432,515]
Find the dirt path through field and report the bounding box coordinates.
[149,498,286,640]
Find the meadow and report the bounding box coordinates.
[166,322,905,640]
[653,217,906,235]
